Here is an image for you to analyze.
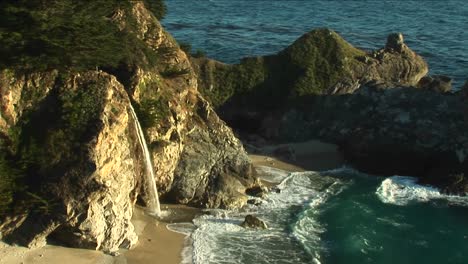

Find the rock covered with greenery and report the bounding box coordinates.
[0,0,258,251]
[192,28,428,111]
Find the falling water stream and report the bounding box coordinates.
[128,103,161,216]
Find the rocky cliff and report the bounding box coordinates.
[0,1,257,252]
[192,29,466,194]
[266,86,468,194]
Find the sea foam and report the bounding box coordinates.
[376,176,468,206]
[181,168,343,264]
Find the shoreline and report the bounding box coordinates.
[0,139,343,264]
[249,139,345,173]
[0,205,201,264]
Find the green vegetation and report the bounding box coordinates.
[197,28,365,109]
[0,73,108,216]
[282,28,365,96]
[0,0,164,71]
[135,97,170,128]
[144,0,167,20]
[159,67,190,78]
[178,40,207,58]
[0,143,22,215]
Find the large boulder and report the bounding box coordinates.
[240,215,268,229]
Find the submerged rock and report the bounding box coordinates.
[240,215,268,229]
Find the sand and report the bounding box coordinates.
[0,205,199,264]
[0,139,342,264]
[250,139,344,172]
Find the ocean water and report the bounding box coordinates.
[169,167,468,264]
[162,1,468,263]
[163,0,468,88]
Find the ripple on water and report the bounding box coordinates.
[164,0,468,88]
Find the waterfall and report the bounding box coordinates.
[128,103,161,216]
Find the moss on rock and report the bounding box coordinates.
[194,29,366,110]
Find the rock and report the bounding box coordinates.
[0,1,258,252]
[240,215,268,229]
[0,71,140,251]
[418,75,452,92]
[245,186,269,198]
[273,145,296,161]
[193,29,427,134]
[385,33,406,53]
[247,199,262,206]
[194,29,427,108]
[460,81,468,99]
[248,86,468,194]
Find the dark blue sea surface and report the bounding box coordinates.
[164,0,468,88]
[163,2,468,264]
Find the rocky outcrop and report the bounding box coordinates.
[253,86,468,194]
[0,71,140,252]
[417,75,452,93]
[112,1,257,208]
[1,1,257,252]
[193,29,428,111]
[240,215,268,229]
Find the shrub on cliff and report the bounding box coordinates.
[144,0,167,20]
[0,0,160,71]
[0,145,20,215]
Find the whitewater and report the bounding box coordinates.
[168,166,468,264]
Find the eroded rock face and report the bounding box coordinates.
[1,1,258,252]
[264,86,468,194]
[418,75,452,93]
[113,1,257,208]
[0,71,141,252]
[168,97,255,209]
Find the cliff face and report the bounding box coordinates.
[265,86,468,194]
[114,2,257,207]
[0,1,256,252]
[0,71,140,252]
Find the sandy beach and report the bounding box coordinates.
[0,205,199,264]
[249,139,344,172]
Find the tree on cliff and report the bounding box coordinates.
[144,0,167,20]
[0,0,164,70]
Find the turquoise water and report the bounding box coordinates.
[318,175,468,264]
[164,0,468,88]
[169,167,468,264]
[163,1,468,263]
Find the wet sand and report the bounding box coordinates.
[249,139,345,172]
[125,205,201,264]
[0,205,200,264]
